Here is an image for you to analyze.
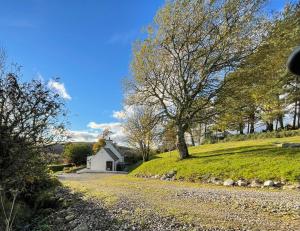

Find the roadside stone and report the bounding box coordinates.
[160,175,167,181]
[237,179,248,187]
[223,179,234,186]
[208,177,222,184]
[211,177,223,185]
[166,170,176,178]
[264,180,274,187]
[273,181,282,187]
[250,179,262,188]
[154,175,160,179]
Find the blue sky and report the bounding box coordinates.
[0,0,291,143]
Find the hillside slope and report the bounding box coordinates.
[131,136,300,182]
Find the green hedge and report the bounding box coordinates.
[48,164,73,172]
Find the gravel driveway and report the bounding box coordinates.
[44,173,300,231]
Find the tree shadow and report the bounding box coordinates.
[187,145,277,159]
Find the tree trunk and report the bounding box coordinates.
[297,101,300,129]
[177,124,189,159]
[139,140,149,162]
[278,115,284,129]
[198,123,202,145]
[239,123,244,135]
[293,100,297,129]
[266,121,274,132]
[247,122,250,134]
[189,130,195,146]
[249,113,255,133]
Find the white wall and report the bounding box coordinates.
[89,149,115,171]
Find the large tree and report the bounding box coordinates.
[129,0,267,159]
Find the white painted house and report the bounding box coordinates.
[86,139,125,172]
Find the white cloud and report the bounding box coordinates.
[67,130,99,142]
[112,105,134,120]
[87,121,127,145]
[87,122,122,130]
[48,79,71,100]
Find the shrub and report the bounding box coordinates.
[63,143,93,165]
[48,163,73,172]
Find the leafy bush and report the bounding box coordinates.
[63,143,93,165]
[63,165,86,173]
[48,163,74,172]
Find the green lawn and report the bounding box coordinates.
[131,136,300,182]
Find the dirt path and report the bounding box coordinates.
[55,173,300,231]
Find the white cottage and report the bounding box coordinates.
[86,139,125,172]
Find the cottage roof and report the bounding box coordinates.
[104,147,119,161]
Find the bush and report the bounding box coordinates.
[63,143,93,165]
[48,163,74,172]
[63,165,86,173]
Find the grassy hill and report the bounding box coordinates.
[131,136,300,182]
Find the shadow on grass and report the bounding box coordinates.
[187,145,283,160]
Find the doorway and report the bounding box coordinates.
[106,161,113,171]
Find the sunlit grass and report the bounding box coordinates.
[131,136,300,182]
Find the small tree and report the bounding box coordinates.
[92,128,112,153]
[92,138,106,154]
[63,143,92,165]
[123,106,160,162]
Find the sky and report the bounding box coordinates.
[0,0,292,144]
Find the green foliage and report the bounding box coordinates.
[63,165,86,173]
[214,3,300,133]
[129,0,267,159]
[0,192,32,231]
[48,163,74,172]
[63,143,92,165]
[93,138,106,154]
[34,187,61,211]
[131,136,300,182]
[0,58,66,229]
